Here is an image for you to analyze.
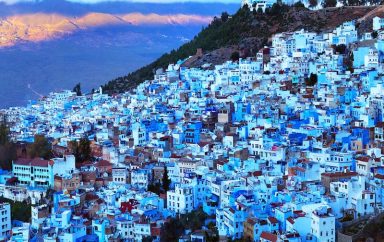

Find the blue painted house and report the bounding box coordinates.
[185,121,202,144]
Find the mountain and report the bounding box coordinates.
[0,0,239,17]
[0,0,239,108]
[101,4,384,94]
[0,12,212,47]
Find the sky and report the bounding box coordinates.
[1,0,239,4]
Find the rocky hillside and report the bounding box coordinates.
[101,4,384,94]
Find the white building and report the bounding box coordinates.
[373,17,384,31]
[31,204,49,230]
[364,48,379,68]
[241,0,301,12]
[130,169,149,189]
[249,138,286,162]
[310,206,335,242]
[12,158,54,188]
[112,167,127,184]
[116,217,134,240]
[133,222,151,241]
[132,122,147,146]
[167,183,194,214]
[0,203,11,240]
[10,223,30,242]
[51,155,76,176]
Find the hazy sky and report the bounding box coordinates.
[1,0,239,4]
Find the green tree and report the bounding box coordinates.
[73,83,82,96]
[28,135,52,159]
[372,31,378,39]
[221,12,229,22]
[0,121,9,146]
[148,182,162,195]
[142,236,155,242]
[70,137,91,163]
[269,1,288,15]
[305,73,318,86]
[160,218,184,242]
[0,144,16,171]
[332,44,347,54]
[293,1,305,8]
[0,197,31,222]
[206,222,219,242]
[162,166,171,192]
[309,0,318,8]
[231,51,240,62]
[345,52,354,73]
[322,0,337,7]
[160,207,209,242]
[347,0,361,6]
[180,207,208,231]
[79,138,91,162]
[0,121,16,170]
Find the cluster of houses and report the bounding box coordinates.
[241,0,317,11]
[0,15,384,242]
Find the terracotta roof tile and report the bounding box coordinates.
[260,232,277,242]
[268,216,278,224]
[13,158,51,167]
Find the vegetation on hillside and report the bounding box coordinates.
[101,4,290,94]
[101,4,375,94]
[160,207,213,242]
[69,137,91,164]
[148,166,171,195]
[0,197,31,222]
[101,9,247,93]
[28,135,52,160]
[0,118,56,169]
[73,83,82,96]
[0,120,16,170]
[162,167,171,192]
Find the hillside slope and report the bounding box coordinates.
[101,4,383,94]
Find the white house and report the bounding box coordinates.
[0,203,11,240]
[112,167,128,184]
[133,222,151,241]
[167,183,194,214]
[51,155,76,176]
[364,48,379,68]
[130,169,149,189]
[373,17,384,31]
[310,206,335,242]
[132,122,147,146]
